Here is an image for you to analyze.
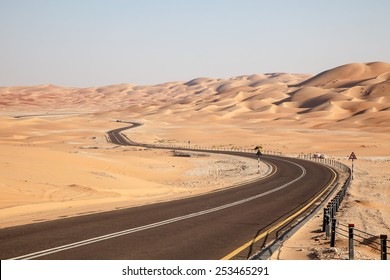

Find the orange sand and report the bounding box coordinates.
[0,62,389,259]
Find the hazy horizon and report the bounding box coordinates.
[1,0,390,87]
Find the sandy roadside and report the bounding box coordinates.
[1,62,389,258]
[270,157,390,260]
[1,114,389,261]
[0,115,270,228]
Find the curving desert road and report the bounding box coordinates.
[0,122,337,260]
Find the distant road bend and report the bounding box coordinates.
[0,121,338,260]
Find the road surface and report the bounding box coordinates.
[0,122,337,259]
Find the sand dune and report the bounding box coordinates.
[2,62,389,132]
[2,61,389,159]
[294,62,390,88]
[1,61,389,232]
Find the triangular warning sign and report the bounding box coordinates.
[349,152,357,160]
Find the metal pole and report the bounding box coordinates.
[322,208,328,232]
[335,195,340,211]
[328,203,333,220]
[332,201,336,217]
[325,212,330,238]
[351,159,354,180]
[331,218,336,247]
[380,235,387,260]
[349,224,355,260]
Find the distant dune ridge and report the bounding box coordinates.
[1,62,390,235]
[1,62,390,131]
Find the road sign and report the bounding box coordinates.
[348,152,357,180]
[349,152,357,160]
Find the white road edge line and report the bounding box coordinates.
[10,157,305,260]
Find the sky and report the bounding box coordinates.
[1,0,390,87]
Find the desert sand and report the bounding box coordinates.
[0,116,269,228]
[0,62,389,259]
[271,157,390,260]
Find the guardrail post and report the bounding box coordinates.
[380,235,387,260]
[322,208,328,232]
[340,189,344,202]
[328,203,333,220]
[330,218,336,247]
[331,201,335,217]
[349,224,355,260]
[331,201,336,218]
[325,211,330,238]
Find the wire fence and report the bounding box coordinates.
[328,221,390,260]
[307,154,390,260]
[321,180,389,260]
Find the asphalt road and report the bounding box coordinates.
[0,122,337,260]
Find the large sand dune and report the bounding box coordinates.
[0,62,389,259]
[2,62,389,132]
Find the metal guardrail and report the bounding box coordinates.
[114,132,284,156]
[298,154,350,173]
[318,161,389,260]
[112,127,389,260]
[322,176,351,234]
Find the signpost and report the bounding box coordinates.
[254,145,263,174]
[257,151,261,173]
[348,152,357,180]
[256,150,262,174]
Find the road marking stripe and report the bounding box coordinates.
[10,158,304,260]
[221,165,338,260]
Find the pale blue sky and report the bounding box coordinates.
[1,0,389,87]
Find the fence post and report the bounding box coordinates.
[325,211,330,238]
[339,189,344,203]
[349,224,355,260]
[331,218,336,247]
[380,235,387,260]
[331,201,335,217]
[331,202,336,218]
[328,203,333,220]
[322,208,328,232]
